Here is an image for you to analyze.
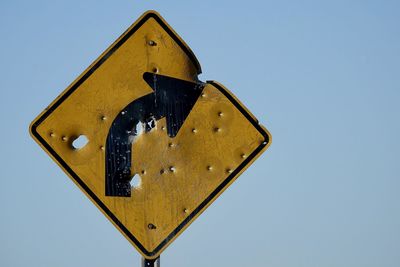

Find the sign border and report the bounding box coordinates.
[29,10,271,258]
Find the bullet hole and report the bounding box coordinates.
[168,142,174,148]
[218,112,223,117]
[130,175,141,189]
[148,223,157,230]
[145,116,156,131]
[207,166,213,171]
[61,136,68,142]
[100,146,105,150]
[241,153,247,159]
[183,208,189,213]
[214,127,221,132]
[148,40,157,46]
[72,135,88,149]
[152,67,158,73]
[226,168,233,174]
[49,132,55,137]
[160,169,165,174]
[101,115,107,121]
[129,122,144,144]
[141,170,146,175]
[192,128,197,133]
[169,166,176,172]
[135,122,144,135]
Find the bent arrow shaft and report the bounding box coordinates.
[105,73,204,197]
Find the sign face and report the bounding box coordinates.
[30,11,271,259]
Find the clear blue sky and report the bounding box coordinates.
[1,1,399,266]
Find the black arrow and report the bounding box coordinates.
[105,72,204,197]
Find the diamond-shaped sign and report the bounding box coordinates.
[29,10,271,259]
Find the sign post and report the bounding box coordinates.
[142,257,160,267]
[30,10,271,263]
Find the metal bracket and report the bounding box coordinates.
[142,257,160,267]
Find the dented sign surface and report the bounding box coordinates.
[29,11,271,259]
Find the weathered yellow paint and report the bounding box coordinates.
[29,10,271,259]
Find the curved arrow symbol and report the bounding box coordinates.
[105,72,204,197]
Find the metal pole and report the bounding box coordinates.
[142,257,160,267]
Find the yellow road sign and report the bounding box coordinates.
[29,10,271,259]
